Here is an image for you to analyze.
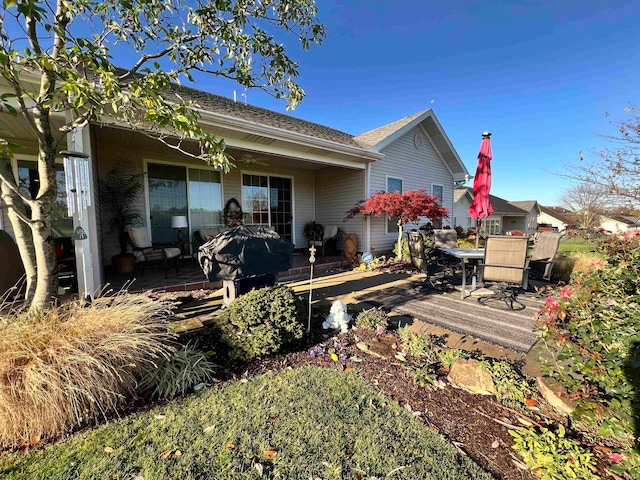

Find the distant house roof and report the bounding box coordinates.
[539,205,576,225]
[602,214,640,226]
[454,187,473,203]
[455,187,535,216]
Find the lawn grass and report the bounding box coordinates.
[558,236,600,253]
[0,366,492,480]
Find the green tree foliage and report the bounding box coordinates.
[0,0,325,309]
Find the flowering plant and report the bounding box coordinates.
[534,233,640,472]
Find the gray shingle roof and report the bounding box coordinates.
[509,200,539,214]
[169,84,362,148]
[539,206,576,225]
[352,110,429,149]
[457,187,531,215]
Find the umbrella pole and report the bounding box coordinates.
[475,219,480,250]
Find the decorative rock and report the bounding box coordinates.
[447,358,497,395]
[356,339,395,360]
[536,377,576,416]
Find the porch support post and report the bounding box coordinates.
[65,125,103,298]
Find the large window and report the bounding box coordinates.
[386,177,403,233]
[147,163,222,245]
[17,160,73,237]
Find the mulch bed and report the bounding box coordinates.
[240,327,538,480]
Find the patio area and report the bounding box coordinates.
[169,267,546,357]
[103,252,346,294]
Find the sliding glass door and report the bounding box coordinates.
[242,174,293,241]
[147,163,222,246]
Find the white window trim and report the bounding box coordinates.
[384,175,403,235]
[241,170,296,245]
[430,182,445,228]
[143,158,225,239]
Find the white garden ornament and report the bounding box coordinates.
[322,300,352,333]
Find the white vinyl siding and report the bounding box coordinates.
[369,125,454,253]
[315,167,365,250]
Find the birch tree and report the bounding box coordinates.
[0,0,325,310]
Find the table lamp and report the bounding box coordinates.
[171,215,188,243]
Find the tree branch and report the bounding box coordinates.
[0,167,33,205]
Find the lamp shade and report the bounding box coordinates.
[171,215,188,229]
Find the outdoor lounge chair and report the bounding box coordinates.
[408,231,450,292]
[127,226,181,278]
[528,231,563,281]
[477,235,529,310]
[309,224,341,256]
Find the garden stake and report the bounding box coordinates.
[308,245,316,333]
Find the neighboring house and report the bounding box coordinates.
[0,74,469,293]
[599,214,640,233]
[453,187,540,234]
[538,206,576,232]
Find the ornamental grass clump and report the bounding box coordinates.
[0,293,174,449]
[138,344,217,400]
[217,285,305,361]
[535,232,640,477]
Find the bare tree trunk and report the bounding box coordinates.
[29,110,60,310]
[0,159,37,302]
[396,219,404,260]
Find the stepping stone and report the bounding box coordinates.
[356,338,396,360]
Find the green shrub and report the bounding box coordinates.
[0,293,174,448]
[399,327,437,360]
[510,424,598,480]
[217,285,305,361]
[436,348,467,370]
[480,360,536,405]
[355,307,389,333]
[138,344,216,399]
[535,232,640,473]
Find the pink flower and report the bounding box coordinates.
[376,326,384,335]
[546,298,559,309]
[606,299,617,306]
[560,289,571,298]
[610,452,623,463]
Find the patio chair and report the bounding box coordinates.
[528,231,563,281]
[477,235,529,310]
[432,228,461,279]
[127,226,181,278]
[408,231,450,292]
[309,224,341,256]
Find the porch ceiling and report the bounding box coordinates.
[0,111,66,148]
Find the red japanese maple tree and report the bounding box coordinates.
[346,189,449,259]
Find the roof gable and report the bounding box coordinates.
[353,109,469,177]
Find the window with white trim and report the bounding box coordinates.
[431,184,444,228]
[386,177,403,233]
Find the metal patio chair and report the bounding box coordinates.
[528,231,564,281]
[127,226,181,278]
[477,235,529,310]
[408,231,451,292]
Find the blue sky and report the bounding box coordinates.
[211,0,640,206]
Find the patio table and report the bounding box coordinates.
[438,247,485,299]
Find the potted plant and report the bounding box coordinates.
[99,157,145,274]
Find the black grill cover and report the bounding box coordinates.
[198,226,293,281]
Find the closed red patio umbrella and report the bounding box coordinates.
[468,132,494,249]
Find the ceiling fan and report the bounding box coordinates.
[236,153,271,167]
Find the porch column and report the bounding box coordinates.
[65,125,103,299]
